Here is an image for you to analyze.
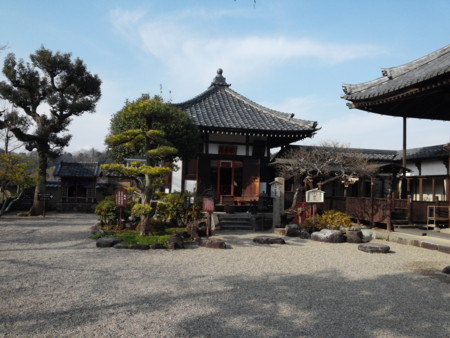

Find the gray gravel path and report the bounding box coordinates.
[1,213,449,337]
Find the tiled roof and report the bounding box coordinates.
[280,145,398,161]
[278,144,450,162]
[342,44,450,100]
[54,162,101,177]
[347,148,398,161]
[174,69,318,137]
[404,144,450,160]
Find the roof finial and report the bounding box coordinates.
[210,68,230,87]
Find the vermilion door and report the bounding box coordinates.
[211,160,243,200]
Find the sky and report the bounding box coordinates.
[1,0,449,153]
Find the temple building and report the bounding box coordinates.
[341,44,450,228]
[173,69,319,205]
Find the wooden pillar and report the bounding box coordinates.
[419,178,423,201]
[432,178,436,202]
[370,176,374,227]
[401,116,407,199]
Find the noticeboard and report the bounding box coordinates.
[306,189,325,203]
[115,188,128,207]
[202,197,215,212]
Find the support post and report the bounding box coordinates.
[401,116,407,199]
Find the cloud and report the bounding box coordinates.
[109,8,382,95]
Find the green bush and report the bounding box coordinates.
[95,194,136,227]
[302,210,352,232]
[156,192,202,226]
[95,196,117,225]
[111,227,186,248]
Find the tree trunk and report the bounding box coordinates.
[28,150,47,216]
[139,214,150,236]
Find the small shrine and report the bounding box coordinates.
[174,69,319,207]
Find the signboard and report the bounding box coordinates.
[115,188,128,207]
[38,193,53,201]
[202,197,215,212]
[270,183,281,198]
[306,189,325,203]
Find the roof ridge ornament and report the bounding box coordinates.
[210,68,231,87]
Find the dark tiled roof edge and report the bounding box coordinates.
[342,44,450,99]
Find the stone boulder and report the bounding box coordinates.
[442,266,450,274]
[311,229,345,243]
[90,226,105,236]
[198,238,227,249]
[168,233,184,250]
[358,243,390,253]
[150,243,166,250]
[285,224,300,237]
[345,230,364,243]
[96,237,123,248]
[253,236,286,245]
[113,242,130,249]
[299,231,311,239]
[130,244,150,250]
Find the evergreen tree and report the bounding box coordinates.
[102,96,199,235]
[0,46,101,215]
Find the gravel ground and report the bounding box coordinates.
[1,213,449,338]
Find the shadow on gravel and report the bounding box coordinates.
[1,269,448,337]
[2,214,449,337]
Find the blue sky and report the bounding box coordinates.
[1,0,449,152]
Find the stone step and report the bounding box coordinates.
[216,213,253,230]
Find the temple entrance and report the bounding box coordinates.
[211,160,243,201]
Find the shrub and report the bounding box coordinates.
[302,210,352,232]
[95,196,117,225]
[156,192,202,226]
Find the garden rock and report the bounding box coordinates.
[442,266,450,274]
[90,226,105,236]
[198,238,227,249]
[130,244,150,250]
[346,230,364,243]
[299,231,311,239]
[358,243,390,253]
[168,233,184,250]
[150,243,165,250]
[311,229,345,243]
[96,237,123,248]
[113,243,130,249]
[253,236,286,245]
[285,224,301,237]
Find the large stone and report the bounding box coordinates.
[96,237,123,248]
[198,238,227,249]
[345,230,364,243]
[311,229,345,243]
[285,224,301,237]
[299,231,311,239]
[168,233,184,250]
[253,236,286,245]
[358,243,390,253]
[150,243,165,250]
[130,244,150,250]
[113,242,130,249]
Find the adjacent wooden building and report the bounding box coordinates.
[53,162,102,212]
[341,44,450,228]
